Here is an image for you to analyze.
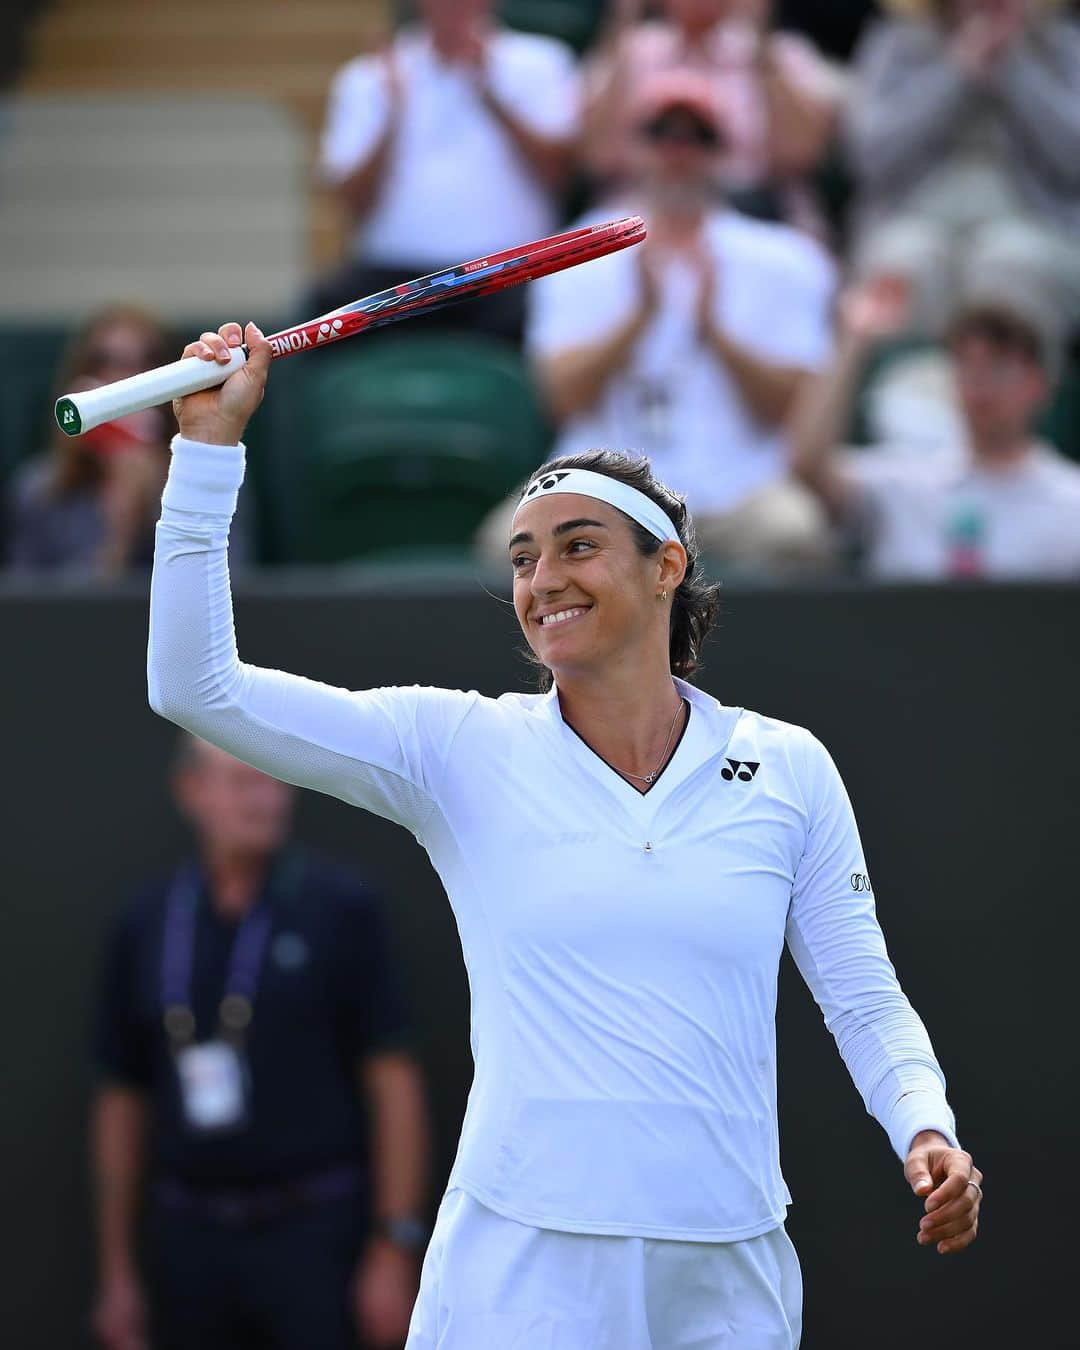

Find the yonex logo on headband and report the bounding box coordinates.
[515,467,680,544]
[522,472,572,500]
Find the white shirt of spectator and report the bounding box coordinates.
[846,442,1080,579]
[528,206,836,516]
[320,27,579,268]
[150,436,961,1242]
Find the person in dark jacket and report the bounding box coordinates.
[91,736,430,1350]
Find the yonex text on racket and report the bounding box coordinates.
[55,216,646,437]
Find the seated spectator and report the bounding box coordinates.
[5,306,174,578]
[845,0,1080,335]
[582,0,845,233]
[311,0,580,343]
[790,274,1080,577]
[478,69,837,572]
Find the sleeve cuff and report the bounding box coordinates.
[161,436,246,517]
[886,1090,960,1161]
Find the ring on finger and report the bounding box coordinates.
[966,1179,983,1200]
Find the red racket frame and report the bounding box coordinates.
[263,216,647,358]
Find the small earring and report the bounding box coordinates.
[659,589,668,601]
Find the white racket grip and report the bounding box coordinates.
[55,347,248,437]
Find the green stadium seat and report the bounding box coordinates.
[0,325,67,558]
[291,334,552,563]
[1040,357,1080,463]
[0,325,68,477]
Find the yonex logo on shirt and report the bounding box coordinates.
[721,758,759,782]
[850,873,873,893]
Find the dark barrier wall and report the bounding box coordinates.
[2,580,1077,1349]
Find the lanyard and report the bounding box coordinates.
[161,861,274,1049]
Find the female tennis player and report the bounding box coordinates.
[149,322,984,1349]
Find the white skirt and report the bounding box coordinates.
[405,1188,802,1350]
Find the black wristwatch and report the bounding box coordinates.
[374,1214,428,1251]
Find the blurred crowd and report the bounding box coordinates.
[5,0,1080,581]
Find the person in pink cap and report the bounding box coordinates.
[582,0,844,234]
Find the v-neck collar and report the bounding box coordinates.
[562,699,691,796]
[541,678,742,815]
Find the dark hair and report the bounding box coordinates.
[946,304,1046,370]
[518,449,722,691]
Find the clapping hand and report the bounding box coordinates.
[689,238,719,344]
[636,242,663,323]
[837,273,913,348]
[952,0,1030,77]
[382,46,404,111]
[905,1130,984,1255]
[458,20,492,93]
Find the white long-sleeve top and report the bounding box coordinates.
[148,437,960,1242]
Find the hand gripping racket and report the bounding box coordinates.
[55,215,646,437]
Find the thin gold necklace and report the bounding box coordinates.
[616,699,686,785]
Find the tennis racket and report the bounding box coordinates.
[55,215,646,437]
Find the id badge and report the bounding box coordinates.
[175,1040,250,1134]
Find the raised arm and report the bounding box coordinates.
[148,323,474,835]
[789,273,912,520]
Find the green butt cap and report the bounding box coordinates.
[55,397,82,436]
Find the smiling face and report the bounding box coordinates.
[510,494,685,682]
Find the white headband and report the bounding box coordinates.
[514,468,680,543]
